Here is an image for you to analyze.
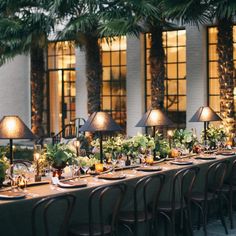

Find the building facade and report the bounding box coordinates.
[0,24,235,138]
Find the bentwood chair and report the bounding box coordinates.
[190,160,228,236]
[220,159,236,229]
[118,174,165,236]
[157,167,200,236]
[69,183,126,236]
[32,193,76,236]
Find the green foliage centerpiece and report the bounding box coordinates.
[43,143,76,178]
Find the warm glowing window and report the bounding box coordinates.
[101,37,127,130]
[145,29,186,128]
[47,41,76,135]
[208,26,236,113]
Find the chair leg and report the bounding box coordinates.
[218,196,228,235]
[203,202,208,236]
[186,207,194,236]
[229,191,234,229]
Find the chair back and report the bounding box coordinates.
[228,159,236,187]
[204,160,228,199]
[171,166,200,211]
[133,174,165,226]
[88,183,126,236]
[32,193,76,236]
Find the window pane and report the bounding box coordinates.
[103,67,110,81]
[167,80,177,95]
[102,52,110,66]
[178,47,186,62]
[178,80,186,95]
[208,27,218,44]
[167,48,177,62]
[167,31,177,46]
[209,62,218,78]
[178,64,186,78]
[121,51,126,65]
[111,52,119,65]
[102,97,111,110]
[167,64,177,78]
[103,82,111,95]
[209,96,220,112]
[178,96,186,111]
[209,79,220,94]
[178,30,186,46]
[209,45,218,61]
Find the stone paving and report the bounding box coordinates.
[194,214,236,236]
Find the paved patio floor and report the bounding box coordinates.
[194,213,236,236]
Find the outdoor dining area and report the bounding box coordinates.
[0,106,235,236]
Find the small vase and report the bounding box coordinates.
[52,169,63,179]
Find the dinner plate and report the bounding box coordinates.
[136,166,162,172]
[216,151,235,156]
[97,173,126,180]
[169,160,193,165]
[0,191,26,200]
[195,156,216,160]
[57,180,87,188]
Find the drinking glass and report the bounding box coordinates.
[203,140,210,153]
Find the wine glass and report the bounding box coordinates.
[81,165,90,174]
[203,140,210,153]
[111,159,118,173]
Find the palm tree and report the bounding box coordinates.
[212,0,236,135]
[0,0,55,137]
[164,0,236,134]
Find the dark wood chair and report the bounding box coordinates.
[190,160,229,236]
[118,174,165,236]
[220,159,236,229]
[69,183,126,236]
[32,193,76,236]
[157,166,200,236]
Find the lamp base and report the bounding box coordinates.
[34,175,41,182]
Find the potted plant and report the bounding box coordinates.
[43,144,76,178]
[202,125,228,149]
[0,148,9,187]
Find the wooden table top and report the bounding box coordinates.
[0,151,235,205]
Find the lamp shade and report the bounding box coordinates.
[0,115,35,139]
[189,106,222,122]
[136,109,173,127]
[79,112,122,132]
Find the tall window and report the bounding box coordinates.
[145,29,186,128]
[208,26,236,113]
[47,41,76,134]
[101,37,127,130]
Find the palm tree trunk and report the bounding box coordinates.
[217,17,235,135]
[149,25,165,109]
[85,34,102,114]
[31,46,45,137]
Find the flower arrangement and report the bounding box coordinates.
[0,148,9,185]
[43,143,76,169]
[202,125,228,148]
[153,132,171,158]
[121,134,155,157]
[76,156,99,168]
[172,129,197,151]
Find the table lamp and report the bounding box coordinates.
[0,115,35,175]
[136,108,173,159]
[79,112,122,163]
[189,106,222,142]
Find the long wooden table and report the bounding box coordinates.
[0,152,235,236]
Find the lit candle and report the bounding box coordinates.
[95,163,104,172]
[167,130,173,148]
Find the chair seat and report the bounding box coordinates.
[220,184,236,193]
[191,191,215,202]
[119,210,153,223]
[157,201,186,212]
[69,223,112,236]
